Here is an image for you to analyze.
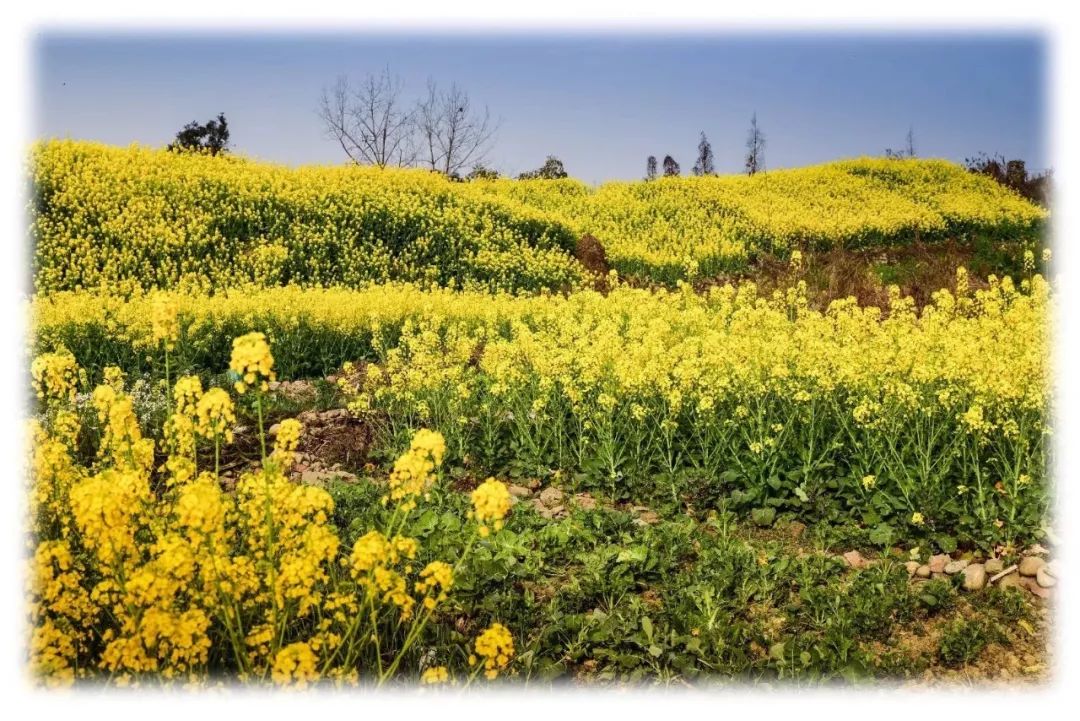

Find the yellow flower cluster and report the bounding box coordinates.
[195,388,236,442]
[471,623,515,680]
[30,348,78,403]
[30,141,1044,294]
[26,339,512,688]
[30,140,582,294]
[230,331,276,394]
[151,293,181,351]
[385,429,446,511]
[471,478,512,537]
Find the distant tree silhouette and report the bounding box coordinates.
[886,126,917,159]
[692,132,715,176]
[466,163,500,181]
[518,155,568,180]
[662,155,681,177]
[645,155,658,181]
[745,113,765,176]
[168,113,230,155]
[964,152,1052,208]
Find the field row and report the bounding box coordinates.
[30,141,1046,291]
[30,274,1051,547]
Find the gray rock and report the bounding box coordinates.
[929,554,949,574]
[507,484,532,499]
[945,559,970,575]
[1036,567,1056,588]
[1019,556,1046,577]
[984,558,1004,575]
[962,563,987,591]
[915,565,931,579]
[268,423,281,436]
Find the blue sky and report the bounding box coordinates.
[33,32,1046,184]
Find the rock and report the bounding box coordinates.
[539,487,565,507]
[268,423,281,436]
[984,558,1004,575]
[301,468,357,487]
[1019,576,1051,599]
[573,493,598,511]
[842,550,868,570]
[991,564,1019,584]
[904,561,920,576]
[932,572,946,580]
[1019,556,1046,577]
[944,559,970,575]
[915,565,932,579]
[634,510,660,526]
[527,478,542,491]
[929,554,949,574]
[787,521,807,539]
[962,563,987,591]
[1036,567,1056,588]
[997,572,1023,591]
[507,484,532,499]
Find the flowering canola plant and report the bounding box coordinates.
[30,141,1045,291]
[26,335,515,688]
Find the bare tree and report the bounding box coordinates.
[318,69,414,167]
[886,125,917,159]
[745,112,766,176]
[414,79,498,177]
[645,155,658,181]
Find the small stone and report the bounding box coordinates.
[962,563,987,591]
[507,484,532,499]
[985,558,1004,575]
[527,478,542,491]
[915,565,931,579]
[787,521,807,539]
[944,559,970,575]
[842,550,868,570]
[1019,556,1046,577]
[997,572,1023,591]
[932,572,946,580]
[929,554,949,574]
[991,564,1019,584]
[268,423,281,436]
[904,561,920,576]
[1020,576,1051,599]
[573,493,598,511]
[539,487,565,507]
[1036,567,1056,588]
[634,510,660,526]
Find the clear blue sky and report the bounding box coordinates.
[33,32,1046,184]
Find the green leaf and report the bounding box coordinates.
[641,616,654,641]
[868,522,894,547]
[751,507,776,527]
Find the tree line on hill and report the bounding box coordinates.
[165,70,1051,207]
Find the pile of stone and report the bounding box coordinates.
[902,548,1056,598]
